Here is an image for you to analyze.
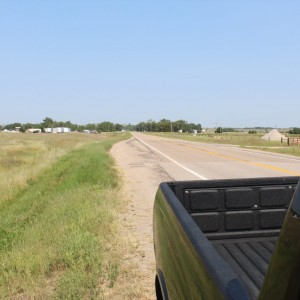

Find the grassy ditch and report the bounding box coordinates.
[0,133,129,299]
[0,132,114,204]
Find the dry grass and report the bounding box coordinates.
[0,132,109,203]
[0,132,135,299]
[100,198,156,300]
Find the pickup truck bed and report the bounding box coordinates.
[154,176,300,299]
[212,236,276,299]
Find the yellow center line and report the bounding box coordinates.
[179,144,300,176]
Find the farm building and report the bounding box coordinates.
[2,129,18,133]
[27,128,42,133]
[45,127,71,133]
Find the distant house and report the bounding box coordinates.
[44,128,52,133]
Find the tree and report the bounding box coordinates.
[125,123,136,131]
[97,122,114,132]
[85,123,97,131]
[221,128,237,133]
[173,120,187,132]
[158,119,171,132]
[248,130,257,134]
[215,127,222,133]
[115,124,123,131]
[23,123,34,130]
[5,123,21,130]
[41,117,55,129]
[136,122,147,132]
[289,128,300,134]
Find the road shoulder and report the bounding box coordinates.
[109,137,172,299]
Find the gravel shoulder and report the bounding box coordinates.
[109,137,172,299]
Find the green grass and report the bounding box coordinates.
[249,146,300,157]
[0,132,113,204]
[0,133,130,299]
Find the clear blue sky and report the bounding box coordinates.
[1,1,299,127]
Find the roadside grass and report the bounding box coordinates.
[249,146,300,157]
[0,132,110,204]
[0,133,130,299]
[148,132,300,157]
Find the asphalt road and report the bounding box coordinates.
[132,132,300,181]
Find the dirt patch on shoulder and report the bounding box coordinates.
[109,137,172,299]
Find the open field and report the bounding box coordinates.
[0,132,139,299]
[148,132,300,157]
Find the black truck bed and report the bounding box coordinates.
[168,177,298,299]
[212,237,276,299]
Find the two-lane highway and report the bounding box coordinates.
[132,132,300,181]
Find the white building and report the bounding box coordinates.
[44,127,71,133]
[28,128,42,133]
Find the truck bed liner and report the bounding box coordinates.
[169,177,300,299]
[212,237,277,299]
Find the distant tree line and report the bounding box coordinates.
[289,128,300,134]
[1,118,202,133]
[248,130,257,134]
[1,117,125,133]
[2,119,299,135]
[214,127,241,133]
[244,127,270,130]
[135,119,202,133]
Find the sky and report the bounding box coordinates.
[1,1,300,128]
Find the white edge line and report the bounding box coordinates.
[132,134,208,180]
